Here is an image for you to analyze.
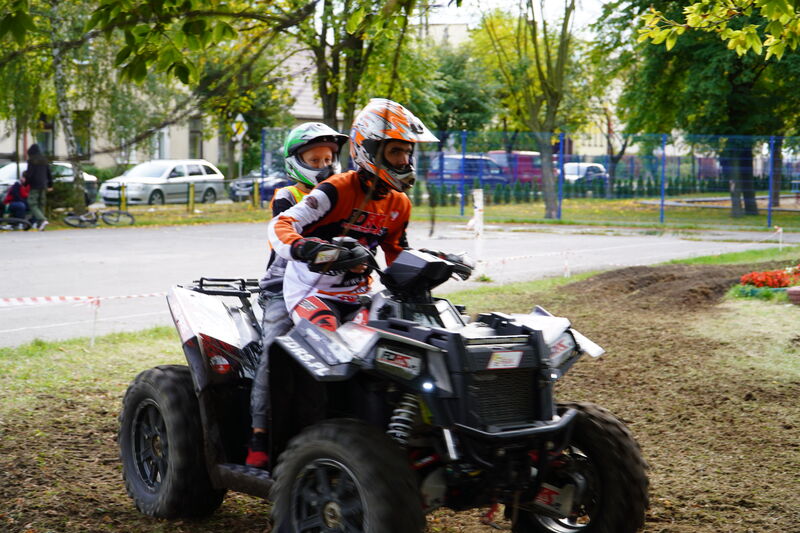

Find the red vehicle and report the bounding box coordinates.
[488,150,543,184]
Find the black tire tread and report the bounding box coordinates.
[63,213,96,228]
[0,217,31,230]
[513,401,649,533]
[101,210,135,226]
[119,364,225,518]
[272,418,425,533]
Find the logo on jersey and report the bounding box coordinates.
[306,196,319,209]
[343,209,387,236]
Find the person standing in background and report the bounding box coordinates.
[25,143,53,231]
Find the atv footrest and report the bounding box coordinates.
[215,463,274,498]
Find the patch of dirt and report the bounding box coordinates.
[2,260,799,532]
[564,263,756,308]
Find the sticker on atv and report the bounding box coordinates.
[534,482,575,515]
[376,347,422,377]
[487,350,523,369]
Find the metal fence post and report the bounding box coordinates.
[660,133,667,224]
[188,182,195,213]
[558,132,565,220]
[768,135,775,228]
[120,184,127,211]
[460,130,467,216]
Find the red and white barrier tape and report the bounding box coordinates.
[0,292,166,308]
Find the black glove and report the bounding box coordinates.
[292,238,345,265]
[292,237,372,274]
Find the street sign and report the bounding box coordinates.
[232,113,248,142]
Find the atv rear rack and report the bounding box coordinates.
[187,277,261,298]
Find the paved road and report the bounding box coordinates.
[0,222,793,347]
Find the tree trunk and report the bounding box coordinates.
[721,143,744,217]
[734,137,758,215]
[51,35,87,214]
[536,133,558,219]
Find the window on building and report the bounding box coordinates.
[189,117,203,159]
[73,110,92,158]
[35,115,55,155]
[154,129,168,159]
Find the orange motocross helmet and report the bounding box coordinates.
[349,98,438,192]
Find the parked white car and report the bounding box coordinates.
[0,161,98,203]
[100,159,225,205]
[562,162,608,184]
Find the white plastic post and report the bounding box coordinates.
[472,189,485,277]
[89,298,100,348]
[473,188,484,238]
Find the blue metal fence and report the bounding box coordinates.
[261,128,800,228]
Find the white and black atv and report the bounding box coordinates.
[118,248,648,533]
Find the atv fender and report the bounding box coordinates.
[274,319,361,381]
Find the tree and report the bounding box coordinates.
[637,0,800,60]
[424,43,496,150]
[287,0,419,131]
[605,0,800,216]
[477,2,577,219]
[0,37,49,176]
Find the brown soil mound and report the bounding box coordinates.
[564,261,789,309]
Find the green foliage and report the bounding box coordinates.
[426,43,497,145]
[727,284,788,302]
[639,0,800,59]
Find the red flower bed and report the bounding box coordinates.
[740,265,800,288]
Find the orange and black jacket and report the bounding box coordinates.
[267,170,411,308]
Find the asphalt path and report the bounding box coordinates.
[0,221,793,348]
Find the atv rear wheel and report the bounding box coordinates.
[510,402,648,533]
[272,419,425,533]
[118,365,225,518]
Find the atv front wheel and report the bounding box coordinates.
[510,402,649,533]
[118,365,225,518]
[272,419,425,533]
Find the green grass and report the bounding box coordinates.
[690,299,800,378]
[667,244,800,265]
[0,327,183,410]
[41,194,800,232]
[415,197,800,231]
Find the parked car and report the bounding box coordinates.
[228,170,291,204]
[563,162,608,184]
[100,159,225,205]
[487,150,543,184]
[0,161,98,204]
[426,154,508,186]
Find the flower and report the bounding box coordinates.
[740,265,800,288]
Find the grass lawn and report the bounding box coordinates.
[40,194,800,232]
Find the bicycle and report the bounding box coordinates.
[0,216,32,231]
[63,207,135,228]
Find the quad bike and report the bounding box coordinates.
[118,246,649,532]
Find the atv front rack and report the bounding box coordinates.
[187,277,261,298]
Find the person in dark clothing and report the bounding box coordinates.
[3,173,30,220]
[25,143,53,231]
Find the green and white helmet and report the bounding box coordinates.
[283,122,349,187]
